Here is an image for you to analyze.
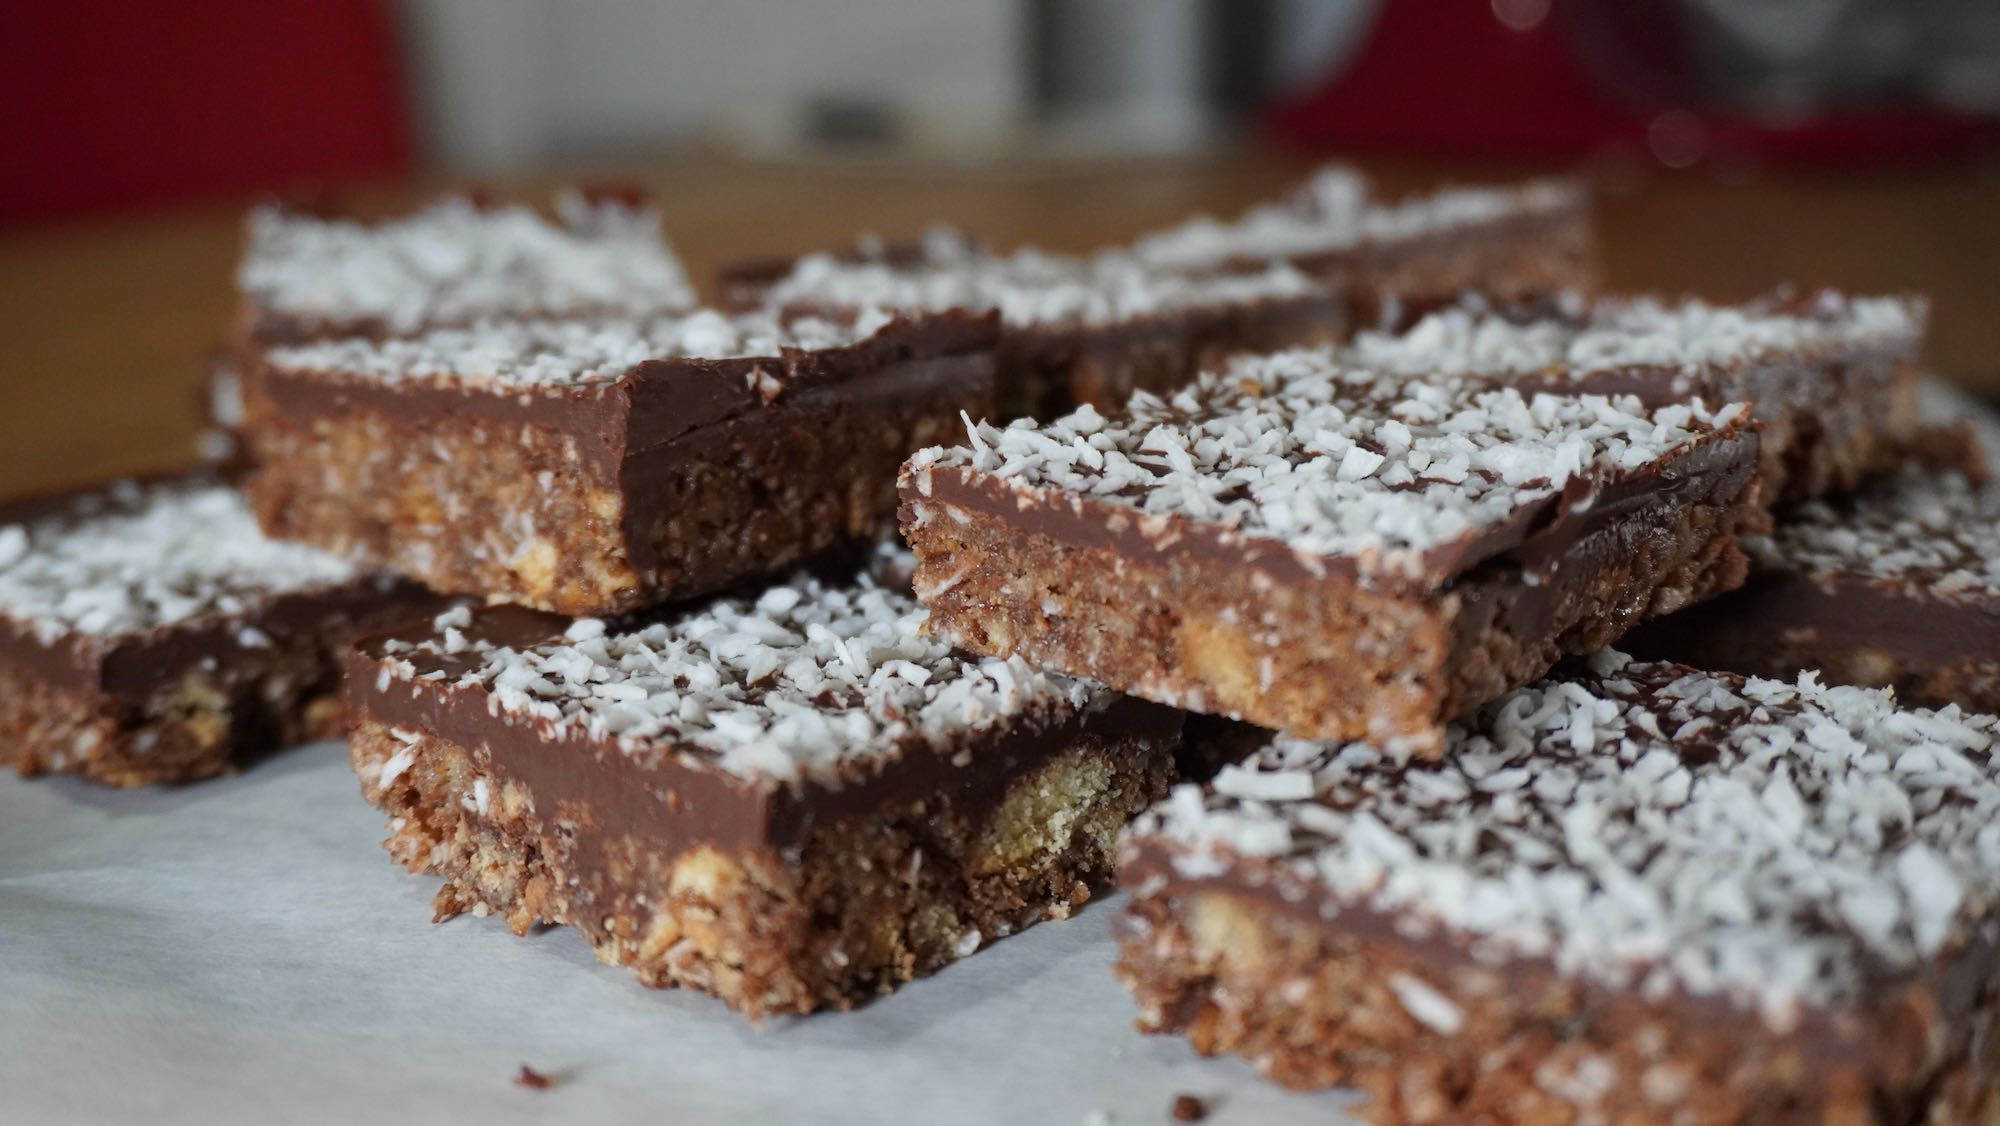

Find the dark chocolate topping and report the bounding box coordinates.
[347,569,1179,855]
[258,311,999,482]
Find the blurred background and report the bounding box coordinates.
[3,0,1998,491]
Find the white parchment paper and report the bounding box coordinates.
[0,745,1354,1125]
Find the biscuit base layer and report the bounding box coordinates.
[1115,885,2000,1125]
[350,717,1176,1016]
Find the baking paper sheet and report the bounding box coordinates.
[0,745,1353,1125]
[5,385,1996,1126]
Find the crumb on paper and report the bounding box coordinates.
[1170,1093,1209,1121]
[515,1064,553,1091]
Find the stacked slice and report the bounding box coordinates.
[1345,289,1927,503]
[0,475,439,784]
[723,229,1341,419]
[1630,441,2000,713]
[346,556,1182,1015]
[207,186,699,466]
[899,349,1761,753]
[244,307,993,614]
[1128,165,1592,325]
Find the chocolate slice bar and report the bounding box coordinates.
[1116,651,2000,1123]
[1348,289,1927,504]
[720,229,1344,418]
[899,349,1760,754]
[0,476,437,786]
[245,308,996,616]
[1127,165,1594,327]
[1628,461,2000,714]
[207,187,699,470]
[346,559,1182,1017]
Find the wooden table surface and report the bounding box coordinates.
[1,151,1994,496]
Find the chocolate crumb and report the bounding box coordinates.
[515,1065,553,1091]
[1170,1093,1208,1121]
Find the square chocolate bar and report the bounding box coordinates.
[0,475,436,786]
[1117,651,2000,1123]
[207,186,698,470]
[346,556,1181,1016]
[1347,289,1927,504]
[900,348,1759,753]
[246,308,996,615]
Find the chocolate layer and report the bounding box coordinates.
[912,426,1758,596]
[616,352,992,580]
[1626,569,2000,699]
[347,609,1181,856]
[257,311,1000,483]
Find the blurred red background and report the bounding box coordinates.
[0,0,410,226]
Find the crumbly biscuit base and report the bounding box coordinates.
[350,717,1176,1016]
[250,383,980,616]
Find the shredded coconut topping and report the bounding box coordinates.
[238,191,697,333]
[757,228,1320,327]
[0,480,362,644]
[909,348,1747,584]
[1348,291,1925,380]
[264,308,895,391]
[1754,468,2000,600]
[1129,166,1581,271]
[1131,651,2000,1026]
[378,562,1106,785]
